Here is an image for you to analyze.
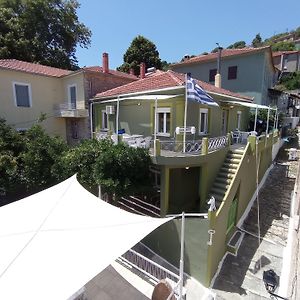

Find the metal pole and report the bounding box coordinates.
[254,105,258,132]
[116,96,120,135]
[183,74,188,153]
[266,106,270,136]
[154,97,158,155]
[179,212,185,300]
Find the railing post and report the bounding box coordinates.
[202,137,208,155]
[227,133,231,146]
[248,135,256,153]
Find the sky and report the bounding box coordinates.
[75,0,300,70]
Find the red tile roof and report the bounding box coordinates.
[0,59,72,77]
[171,46,271,67]
[82,66,137,80]
[94,70,252,101]
[272,50,299,57]
[0,59,138,80]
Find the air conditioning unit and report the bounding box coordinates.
[106,105,115,115]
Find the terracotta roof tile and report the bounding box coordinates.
[94,70,252,101]
[0,59,72,77]
[82,66,137,80]
[171,46,271,67]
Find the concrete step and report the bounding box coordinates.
[213,182,230,190]
[227,153,243,159]
[219,171,235,179]
[223,162,239,169]
[220,167,237,174]
[215,177,233,185]
[211,187,227,197]
[225,158,241,165]
[230,149,245,155]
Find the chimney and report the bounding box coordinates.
[140,62,146,79]
[215,46,223,88]
[102,52,109,73]
[129,68,135,76]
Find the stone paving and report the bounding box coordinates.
[212,141,299,299]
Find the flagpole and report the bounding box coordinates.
[154,97,158,155]
[183,74,188,153]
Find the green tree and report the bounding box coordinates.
[227,41,246,49]
[252,33,262,47]
[0,0,91,70]
[0,119,24,196]
[117,35,163,75]
[278,71,300,90]
[93,142,152,199]
[271,41,295,51]
[20,124,69,191]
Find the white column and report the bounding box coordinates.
[253,105,258,132]
[116,96,120,135]
[266,106,270,136]
[154,97,158,155]
[179,212,185,300]
[183,74,188,153]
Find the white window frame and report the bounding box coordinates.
[101,109,109,130]
[156,107,171,136]
[12,81,32,107]
[237,111,242,130]
[199,108,208,135]
[68,84,77,109]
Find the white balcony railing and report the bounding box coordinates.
[208,135,229,152]
[159,139,203,154]
[53,103,88,118]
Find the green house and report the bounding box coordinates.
[91,69,280,288]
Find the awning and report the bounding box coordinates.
[99,94,182,103]
[229,101,277,110]
[0,175,172,300]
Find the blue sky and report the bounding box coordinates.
[76,0,300,70]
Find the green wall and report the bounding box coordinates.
[143,217,209,283]
[171,52,268,104]
[206,134,276,285]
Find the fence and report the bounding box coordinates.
[208,135,229,152]
[120,248,180,284]
[159,139,203,154]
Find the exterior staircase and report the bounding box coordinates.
[210,148,244,209]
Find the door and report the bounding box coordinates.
[221,109,228,135]
[227,197,238,234]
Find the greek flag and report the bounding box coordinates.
[186,74,219,106]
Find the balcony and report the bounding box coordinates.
[53,103,88,118]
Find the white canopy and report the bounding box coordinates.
[0,175,172,300]
[100,94,181,103]
[229,100,277,110]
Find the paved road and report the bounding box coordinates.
[212,143,299,299]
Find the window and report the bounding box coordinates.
[199,108,208,134]
[101,110,108,130]
[209,68,217,82]
[68,84,77,108]
[156,107,171,136]
[228,66,237,80]
[237,111,242,130]
[13,82,31,107]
